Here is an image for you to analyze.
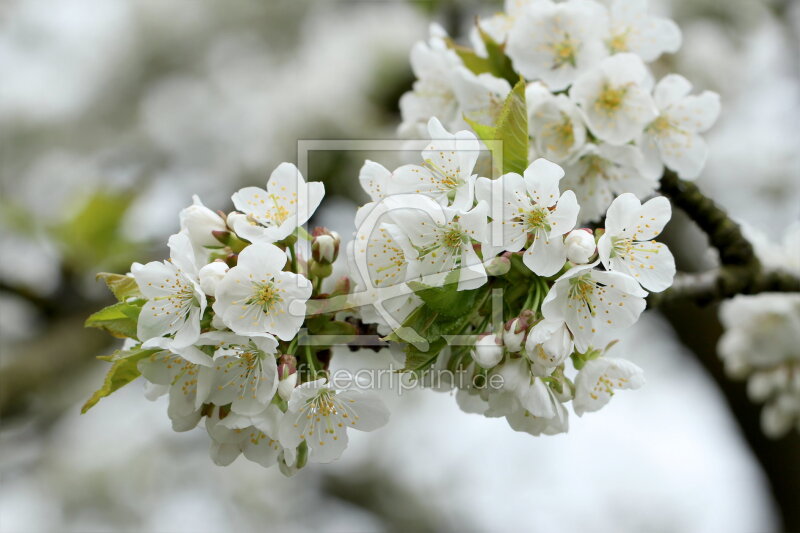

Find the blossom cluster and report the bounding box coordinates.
[87,164,389,474]
[400,0,720,222]
[718,224,800,438]
[82,0,742,470]
[351,117,676,436]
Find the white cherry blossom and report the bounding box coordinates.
[349,218,421,334]
[469,0,536,57]
[390,118,481,212]
[358,159,393,203]
[506,0,609,91]
[525,319,573,375]
[476,158,579,276]
[196,331,279,416]
[452,66,511,127]
[206,406,284,467]
[604,0,681,61]
[570,53,657,145]
[562,142,657,223]
[278,379,390,463]
[598,193,675,292]
[399,25,462,137]
[526,82,587,163]
[487,357,559,419]
[506,400,569,436]
[179,195,227,264]
[386,194,490,290]
[230,162,324,244]
[573,357,645,415]
[213,243,312,340]
[640,74,721,179]
[132,232,206,349]
[138,349,208,432]
[541,263,648,352]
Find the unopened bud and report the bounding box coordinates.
[564,228,596,264]
[198,261,228,297]
[278,373,298,401]
[311,227,340,264]
[472,334,504,369]
[332,276,351,296]
[308,260,333,280]
[503,316,529,353]
[277,354,298,401]
[278,354,298,378]
[485,254,511,276]
[179,196,227,247]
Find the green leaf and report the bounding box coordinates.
[402,337,448,375]
[465,78,529,176]
[85,301,143,339]
[447,39,492,75]
[96,272,142,301]
[477,26,517,86]
[82,347,158,413]
[407,271,479,317]
[384,306,438,349]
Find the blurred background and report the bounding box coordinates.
[0,0,798,531]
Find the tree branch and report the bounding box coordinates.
[658,170,756,266]
[652,170,800,307]
[650,267,800,307]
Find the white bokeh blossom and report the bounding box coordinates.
[640,74,721,179]
[570,53,657,145]
[506,0,609,91]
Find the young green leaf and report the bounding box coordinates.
[446,39,492,76]
[407,271,479,317]
[476,26,517,86]
[465,79,529,176]
[96,272,142,301]
[81,347,158,413]
[85,301,143,339]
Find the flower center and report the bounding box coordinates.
[442,227,465,249]
[607,31,629,54]
[423,157,461,190]
[310,390,339,416]
[568,274,598,316]
[647,115,673,135]
[549,35,580,68]
[248,281,283,312]
[542,114,575,152]
[610,237,661,263]
[525,207,551,232]
[594,84,627,115]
